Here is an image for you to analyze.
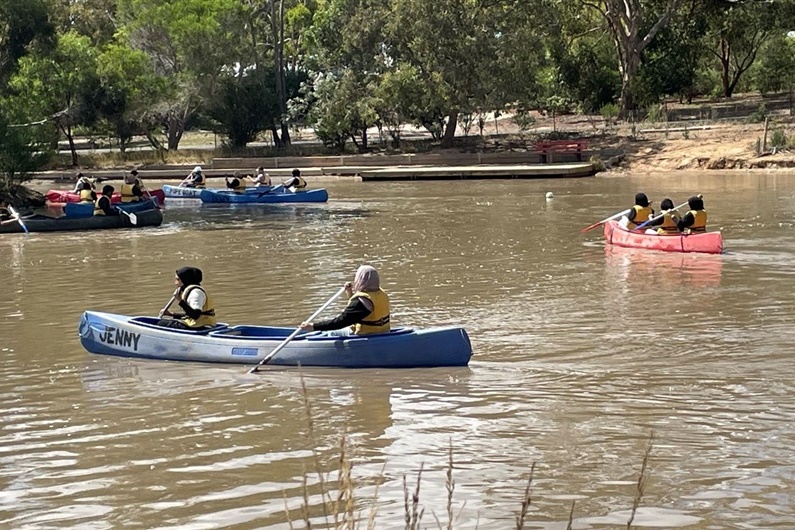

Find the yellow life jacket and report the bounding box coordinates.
[656,213,680,234]
[93,196,109,216]
[79,189,95,203]
[230,178,246,192]
[351,289,390,335]
[685,209,707,234]
[180,285,217,328]
[120,183,140,203]
[628,205,653,229]
[194,174,206,188]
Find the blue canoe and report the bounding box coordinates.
[78,311,472,368]
[199,188,329,204]
[62,199,159,219]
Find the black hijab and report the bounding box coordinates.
[176,266,203,292]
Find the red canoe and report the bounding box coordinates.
[603,219,724,254]
[46,188,165,206]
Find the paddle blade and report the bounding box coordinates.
[8,206,29,234]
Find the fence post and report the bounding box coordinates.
[763,117,769,152]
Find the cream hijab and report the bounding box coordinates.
[353,265,380,293]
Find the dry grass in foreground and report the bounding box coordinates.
[283,377,656,529]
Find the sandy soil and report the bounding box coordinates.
[482,93,795,173]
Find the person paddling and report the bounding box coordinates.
[184,166,207,188]
[94,185,119,216]
[678,195,708,234]
[282,168,307,192]
[157,267,217,330]
[645,198,681,234]
[299,265,391,336]
[620,192,654,230]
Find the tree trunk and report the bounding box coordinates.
[271,0,291,148]
[271,126,282,148]
[59,120,79,167]
[441,109,458,148]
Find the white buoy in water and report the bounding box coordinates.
[545,192,554,199]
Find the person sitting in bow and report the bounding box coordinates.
[678,195,708,234]
[183,166,207,188]
[282,168,307,192]
[225,171,247,193]
[93,185,119,216]
[120,172,144,203]
[248,166,271,187]
[299,265,391,336]
[645,198,681,234]
[157,266,217,330]
[620,192,654,230]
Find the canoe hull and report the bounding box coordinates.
[199,188,329,204]
[47,189,165,205]
[603,220,724,254]
[163,185,280,199]
[78,311,472,368]
[63,199,159,219]
[0,209,162,233]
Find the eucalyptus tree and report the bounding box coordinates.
[570,0,686,114]
[753,33,795,112]
[8,31,100,166]
[116,0,245,150]
[49,0,118,46]
[704,0,792,98]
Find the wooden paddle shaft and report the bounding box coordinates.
[249,286,347,373]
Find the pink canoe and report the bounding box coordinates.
[46,188,165,206]
[603,220,724,254]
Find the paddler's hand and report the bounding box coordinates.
[300,322,314,331]
[344,281,353,296]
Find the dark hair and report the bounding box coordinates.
[634,192,649,207]
[292,168,300,177]
[688,196,704,210]
[660,198,674,210]
[102,185,115,195]
[130,170,139,176]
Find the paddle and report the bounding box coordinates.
[580,208,631,233]
[257,185,277,198]
[248,286,347,373]
[116,207,138,225]
[158,288,181,318]
[8,205,29,234]
[631,195,702,232]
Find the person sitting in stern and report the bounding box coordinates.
[619,192,654,230]
[157,266,217,330]
[678,195,708,234]
[184,166,207,188]
[300,265,391,337]
[646,198,680,235]
[282,168,307,192]
[94,185,119,216]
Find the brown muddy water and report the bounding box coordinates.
[1,173,795,529]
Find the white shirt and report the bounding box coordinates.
[185,287,207,311]
[252,172,271,186]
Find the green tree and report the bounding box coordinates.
[705,0,789,98]
[754,33,795,113]
[95,43,166,152]
[0,109,52,197]
[117,0,244,150]
[0,0,55,86]
[8,31,100,167]
[208,68,279,148]
[573,0,686,114]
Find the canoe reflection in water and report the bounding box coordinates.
[604,244,724,288]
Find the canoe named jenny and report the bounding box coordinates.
[78,311,472,368]
[603,219,724,254]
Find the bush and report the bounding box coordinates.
[769,128,790,149]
